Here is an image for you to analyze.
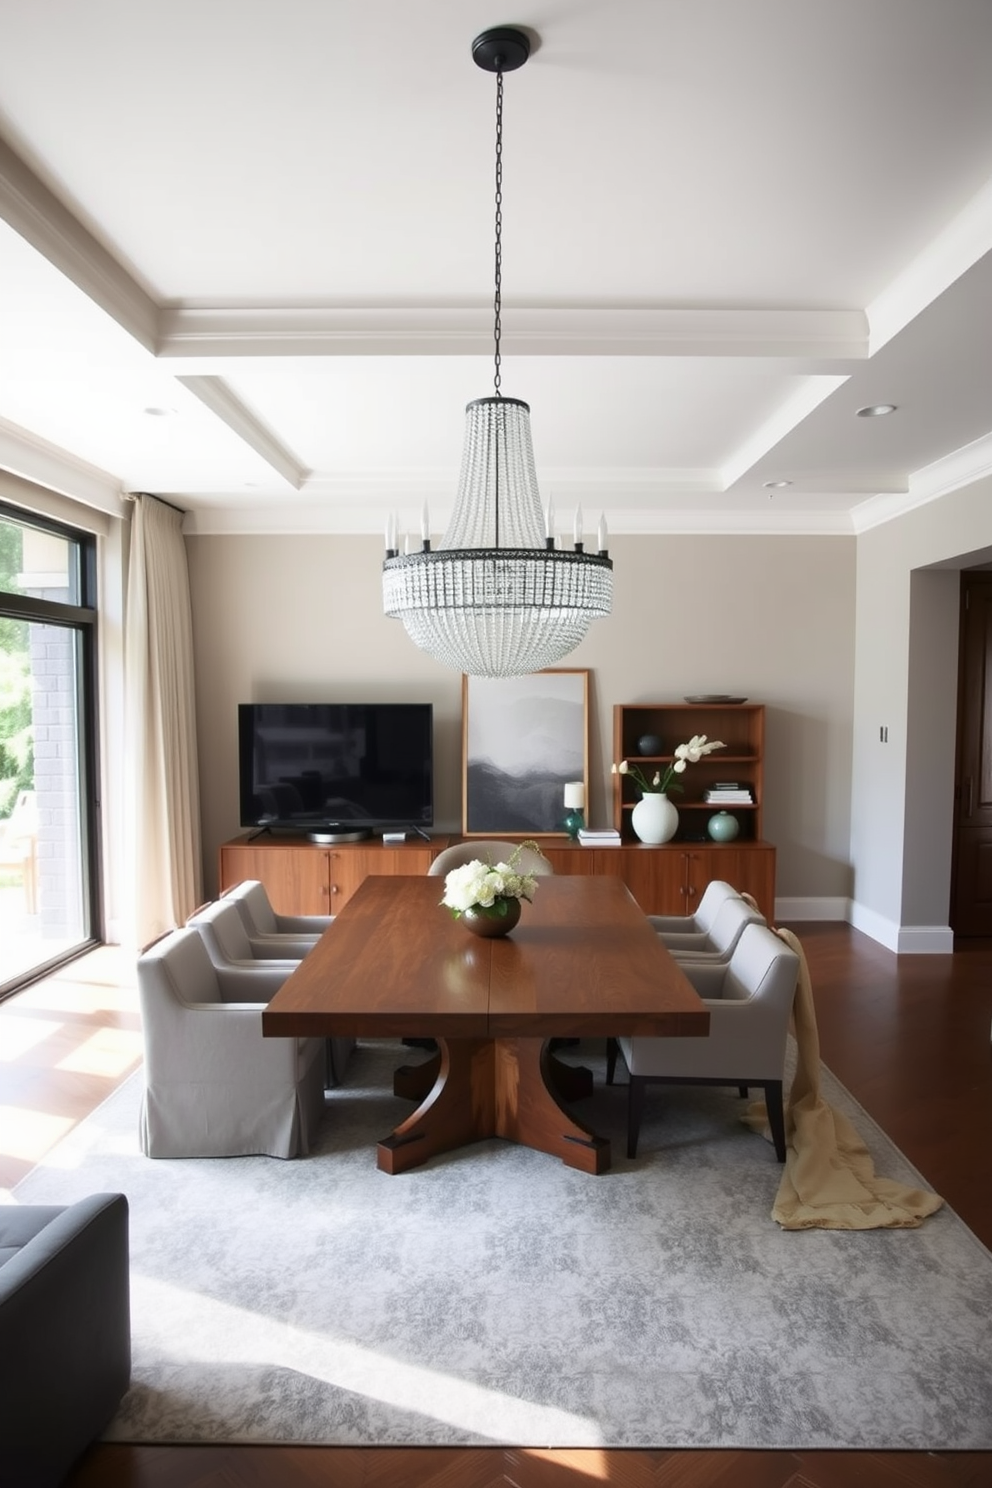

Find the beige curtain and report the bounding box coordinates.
[124,495,202,949]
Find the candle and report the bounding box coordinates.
[564,781,585,809]
[545,498,555,540]
[385,512,397,552]
[597,513,608,553]
[573,506,584,547]
[420,503,431,542]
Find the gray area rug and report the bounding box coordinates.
[11,1039,992,1449]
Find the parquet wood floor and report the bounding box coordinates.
[3,923,990,1488]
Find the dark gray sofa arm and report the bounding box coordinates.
[0,1192,131,1488]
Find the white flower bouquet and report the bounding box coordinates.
[612,733,726,796]
[441,840,543,921]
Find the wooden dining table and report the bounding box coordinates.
[262,873,709,1174]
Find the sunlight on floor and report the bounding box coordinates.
[131,1273,606,1445]
[0,1015,64,1060]
[0,1104,75,1162]
[55,1026,143,1078]
[522,1449,611,1479]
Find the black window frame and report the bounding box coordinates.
[0,499,102,996]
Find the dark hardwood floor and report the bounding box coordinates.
[3,922,991,1487]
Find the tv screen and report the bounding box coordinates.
[238,703,433,834]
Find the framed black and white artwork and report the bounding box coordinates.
[461,669,589,837]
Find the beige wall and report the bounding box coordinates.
[851,473,992,946]
[188,531,856,903]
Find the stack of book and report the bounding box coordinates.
[576,827,622,847]
[703,782,753,804]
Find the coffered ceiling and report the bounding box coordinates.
[0,0,990,537]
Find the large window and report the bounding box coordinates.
[0,504,99,996]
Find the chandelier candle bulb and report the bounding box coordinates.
[574,506,584,550]
[564,782,585,810]
[545,499,555,542]
[597,514,608,555]
[421,504,431,549]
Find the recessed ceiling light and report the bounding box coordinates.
[856,403,897,417]
[763,479,792,489]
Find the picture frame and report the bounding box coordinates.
[462,669,589,837]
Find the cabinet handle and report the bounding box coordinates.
[331,884,340,895]
[966,777,975,816]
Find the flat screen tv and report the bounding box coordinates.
[238,702,433,840]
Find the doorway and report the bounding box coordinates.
[950,570,992,935]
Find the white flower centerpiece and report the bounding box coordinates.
[612,734,726,843]
[441,840,544,938]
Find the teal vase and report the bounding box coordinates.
[707,811,740,842]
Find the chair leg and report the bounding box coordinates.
[738,1084,749,1098]
[764,1080,786,1161]
[627,1077,646,1159]
[606,1036,620,1084]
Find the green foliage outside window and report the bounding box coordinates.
[0,519,34,818]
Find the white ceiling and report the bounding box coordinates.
[0,0,990,537]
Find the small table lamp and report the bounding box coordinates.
[562,781,585,839]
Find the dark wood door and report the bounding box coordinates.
[950,573,992,934]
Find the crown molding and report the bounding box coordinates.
[867,175,992,355]
[851,431,992,533]
[176,377,310,489]
[0,416,126,516]
[0,135,159,353]
[157,305,869,362]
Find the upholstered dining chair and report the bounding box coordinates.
[606,922,801,1160]
[221,878,333,958]
[186,898,354,1087]
[136,926,326,1158]
[662,894,764,962]
[187,897,304,970]
[647,878,742,942]
[427,839,555,878]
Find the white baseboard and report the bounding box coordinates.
[893,924,955,954]
[775,896,850,923]
[777,897,954,954]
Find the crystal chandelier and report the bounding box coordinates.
[382,25,613,679]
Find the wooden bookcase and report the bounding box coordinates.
[613,701,765,843]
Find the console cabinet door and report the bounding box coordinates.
[339,847,436,900]
[604,848,687,916]
[218,845,330,915]
[681,845,776,921]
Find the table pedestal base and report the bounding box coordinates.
[382,1038,610,1175]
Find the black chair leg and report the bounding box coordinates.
[606,1036,620,1084]
[764,1079,786,1161]
[738,1084,749,1098]
[627,1077,645,1159]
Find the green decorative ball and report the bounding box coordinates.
[707,811,740,842]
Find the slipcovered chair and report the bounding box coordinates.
[607,922,801,1159]
[0,1192,130,1488]
[186,899,354,1087]
[647,878,742,944]
[428,839,554,878]
[187,896,307,969]
[222,877,333,958]
[137,926,326,1157]
[663,893,764,962]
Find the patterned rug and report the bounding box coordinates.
[11,1039,992,1449]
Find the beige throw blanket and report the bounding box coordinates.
[746,927,944,1230]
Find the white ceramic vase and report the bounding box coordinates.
[631,791,679,844]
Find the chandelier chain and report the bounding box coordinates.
[493,66,503,399]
